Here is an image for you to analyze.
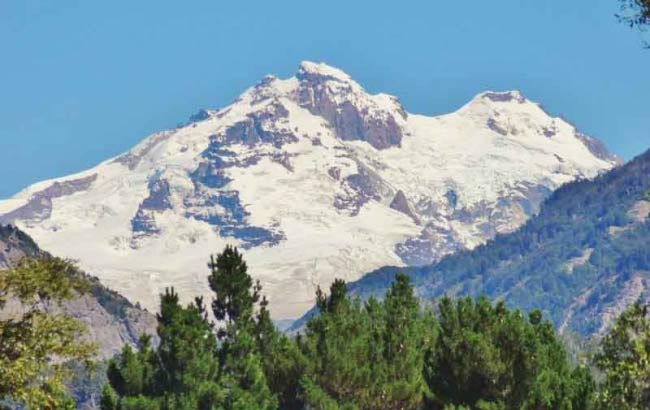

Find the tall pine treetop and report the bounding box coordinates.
[208,245,261,337]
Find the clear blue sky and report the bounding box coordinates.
[1,0,649,198]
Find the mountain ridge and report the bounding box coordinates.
[331,149,650,336]
[0,61,620,318]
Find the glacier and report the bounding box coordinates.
[0,61,620,319]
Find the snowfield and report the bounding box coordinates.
[0,61,619,319]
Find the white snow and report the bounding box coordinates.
[0,62,618,319]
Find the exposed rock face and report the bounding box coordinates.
[0,174,97,224]
[343,150,650,337]
[486,118,509,136]
[0,61,620,319]
[483,91,527,104]
[296,61,406,150]
[575,132,624,165]
[222,101,297,148]
[132,179,173,235]
[334,162,393,216]
[389,190,421,225]
[396,224,464,267]
[629,200,650,222]
[0,225,156,359]
[0,225,41,267]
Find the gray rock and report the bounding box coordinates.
[575,132,623,165]
[483,91,526,104]
[222,101,297,148]
[131,179,173,235]
[296,68,404,150]
[389,190,421,225]
[0,174,98,224]
[334,162,393,215]
[0,225,157,359]
[486,118,508,136]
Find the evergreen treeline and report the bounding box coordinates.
[95,246,649,410]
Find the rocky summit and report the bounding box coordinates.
[0,61,620,318]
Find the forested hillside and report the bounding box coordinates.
[345,149,650,336]
[91,247,650,409]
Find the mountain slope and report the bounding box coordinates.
[343,149,650,336]
[0,225,156,359]
[0,61,619,318]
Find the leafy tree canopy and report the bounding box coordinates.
[0,258,95,409]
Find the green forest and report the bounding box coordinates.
[346,149,650,336]
[2,247,649,410]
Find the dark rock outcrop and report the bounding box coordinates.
[0,174,98,225]
[334,162,393,216]
[296,63,405,150]
[183,139,286,248]
[575,132,623,165]
[389,190,421,225]
[222,101,297,148]
[483,91,526,104]
[131,179,173,235]
[486,118,509,136]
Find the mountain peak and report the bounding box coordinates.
[457,90,534,116]
[479,90,527,104]
[296,61,353,83]
[0,63,621,318]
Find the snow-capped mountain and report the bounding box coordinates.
[0,61,620,318]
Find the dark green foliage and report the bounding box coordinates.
[103,247,278,410]
[208,246,278,409]
[348,149,650,336]
[208,245,260,337]
[255,296,307,410]
[99,246,650,409]
[299,274,433,409]
[102,289,223,409]
[424,296,594,410]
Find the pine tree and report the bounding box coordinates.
[424,296,593,410]
[255,295,307,410]
[208,246,278,409]
[301,274,431,409]
[379,274,430,410]
[208,245,260,339]
[102,288,224,410]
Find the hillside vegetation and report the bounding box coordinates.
[347,149,650,336]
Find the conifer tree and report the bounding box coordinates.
[380,274,431,409]
[301,274,432,409]
[101,288,224,410]
[255,295,308,410]
[424,296,593,410]
[208,245,260,339]
[208,246,277,410]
